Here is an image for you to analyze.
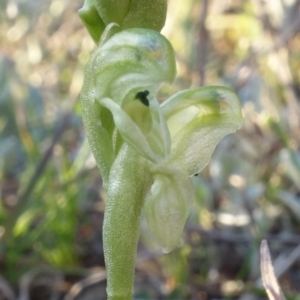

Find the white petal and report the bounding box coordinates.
[145,169,195,253]
[162,86,243,175]
[99,97,162,163]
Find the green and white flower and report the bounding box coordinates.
[79,4,242,299]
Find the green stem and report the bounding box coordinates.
[80,55,115,188]
[103,143,152,300]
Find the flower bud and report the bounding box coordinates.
[122,0,167,32]
[78,0,105,43]
[94,0,131,26]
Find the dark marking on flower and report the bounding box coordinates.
[135,51,142,62]
[194,173,199,176]
[135,90,150,107]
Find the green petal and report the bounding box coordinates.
[162,86,243,175]
[80,28,176,181]
[80,53,115,188]
[99,97,164,163]
[145,169,195,253]
[122,0,167,32]
[92,28,176,106]
[145,98,171,159]
[98,95,172,163]
[78,0,105,44]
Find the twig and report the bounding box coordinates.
[64,249,164,300]
[19,266,63,300]
[260,240,286,300]
[271,241,300,279]
[233,0,300,89]
[240,239,300,300]
[0,274,15,300]
[197,0,210,86]
[274,0,300,52]
[185,224,300,246]
[64,271,106,300]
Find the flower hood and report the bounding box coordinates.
[80,28,243,252]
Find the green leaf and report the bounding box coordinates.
[145,168,195,253]
[162,86,243,175]
[78,0,105,43]
[122,0,167,32]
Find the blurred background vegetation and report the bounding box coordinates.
[1,0,300,299]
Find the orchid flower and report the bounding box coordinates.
[79,1,242,299]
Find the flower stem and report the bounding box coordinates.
[103,143,152,300]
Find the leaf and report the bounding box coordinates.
[162,86,243,175]
[260,240,286,300]
[78,0,106,44]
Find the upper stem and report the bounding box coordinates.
[103,143,152,300]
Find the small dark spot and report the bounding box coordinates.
[135,90,150,107]
[135,51,142,62]
[194,173,199,176]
